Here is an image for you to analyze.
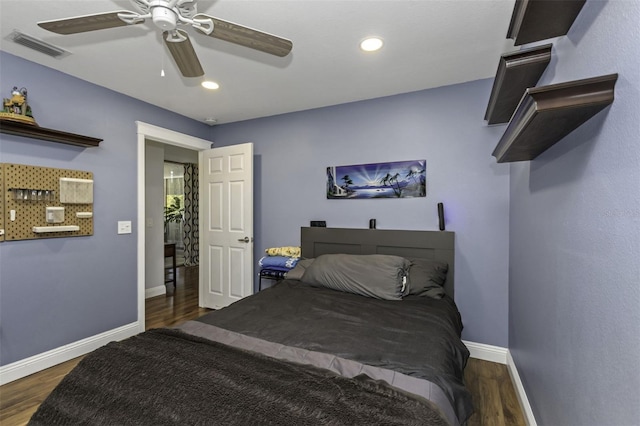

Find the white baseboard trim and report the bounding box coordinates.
[463,340,508,364]
[0,322,140,385]
[145,285,166,299]
[506,351,537,426]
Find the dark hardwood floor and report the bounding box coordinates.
[0,266,525,425]
[146,265,210,330]
[465,358,526,425]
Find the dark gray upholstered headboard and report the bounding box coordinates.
[300,227,455,298]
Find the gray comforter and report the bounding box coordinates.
[195,279,473,425]
[29,328,450,425]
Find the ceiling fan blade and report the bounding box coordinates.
[194,14,292,57]
[38,11,142,35]
[164,30,204,78]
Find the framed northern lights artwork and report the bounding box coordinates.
[326,160,426,199]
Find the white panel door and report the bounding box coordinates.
[199,143,253,309]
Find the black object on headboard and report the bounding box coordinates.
[438,203,445,231]
[300,227,455,298]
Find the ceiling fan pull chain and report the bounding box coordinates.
[160,42,166,77]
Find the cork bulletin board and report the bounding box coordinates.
[2,163,94,241]
[0,163,4,242]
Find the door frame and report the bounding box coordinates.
[136,121,212,331]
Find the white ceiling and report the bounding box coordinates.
[0,0,516,125]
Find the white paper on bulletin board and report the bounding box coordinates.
[59,177,93,204]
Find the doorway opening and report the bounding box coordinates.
[136,121,212,331]
[164,161,186,266]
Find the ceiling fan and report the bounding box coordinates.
[37,0,293,78]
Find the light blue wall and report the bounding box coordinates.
[508,1,640,425]
[1,2,636,419]
[211,79,511,347]
[0,52,209,365]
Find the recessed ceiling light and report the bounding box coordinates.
[360,37,383,52]
[201,80,220,90]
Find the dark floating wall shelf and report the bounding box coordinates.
[507,0,586,45]
[0,120,102,147]
[492,74,618,163]
[485,44,552,125]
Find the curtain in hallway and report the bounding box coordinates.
[164,169,184,249]
[183,163,199,266]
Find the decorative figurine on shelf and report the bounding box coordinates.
[1,86,37,125]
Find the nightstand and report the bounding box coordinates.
[258,268,287,291]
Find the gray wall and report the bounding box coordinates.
[508,1,640,425]
[145,141,165,292]
[211,78,511,347]
[0,52,209,365]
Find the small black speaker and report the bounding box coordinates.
[310,221,326,227]
[437,203,445,231]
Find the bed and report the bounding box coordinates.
[29,227,472,426]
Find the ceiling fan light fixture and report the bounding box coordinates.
[360,37,383,52]
[201,80,219,90]
[152,6,178,30]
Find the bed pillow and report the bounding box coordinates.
[406,257,448,299]
[301,254,410,300]
[285,258,315,280]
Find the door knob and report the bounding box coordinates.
[237,237,250,243]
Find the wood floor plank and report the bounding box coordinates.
[0,356,84,425]
[464,359,482,426]
[498,361,526,425]
[465,358,527,426]
[0,267,526,425]
[481,363,507,425]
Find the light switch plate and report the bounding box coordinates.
[117,221,132,234]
